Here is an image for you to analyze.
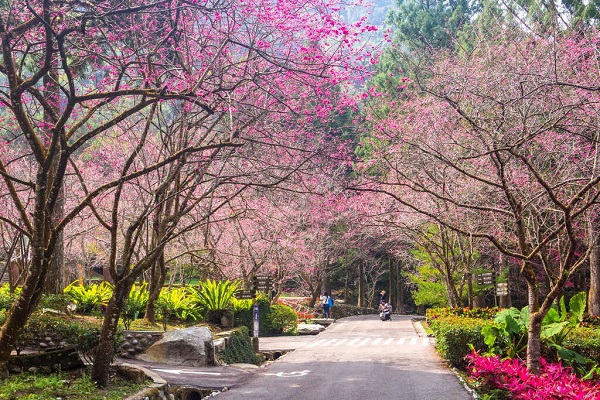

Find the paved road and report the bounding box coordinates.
[215,315,473,400]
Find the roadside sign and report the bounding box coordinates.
[496,282,508,296]
[236,289,255,299]
[476,272,494,285]
[253,303,259,338]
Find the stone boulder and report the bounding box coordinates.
[297,323,325,335]
[137,326,214,367]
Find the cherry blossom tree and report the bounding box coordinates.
[0,0,373,383]
[356,28,600,373]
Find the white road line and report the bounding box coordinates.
[358,338,372,346]
[383,338,395,345]
[422,338,430,346]
[334,338,349,346]
[397,338,406,345]
[308,339,329,347]
[371,338,383,346]
[321,338,339,347]
[409,338,418,345]
[346,338,362,346]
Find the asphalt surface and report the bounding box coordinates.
[121,315,474,399]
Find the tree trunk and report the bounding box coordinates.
[0,257,48,368]
[525,277,541,374]
[145,254,166,324]
[44,189,65,293]
[357,262,364,307]
[91,278,134,387]
[589,215,600,316]
[42,57,66,295]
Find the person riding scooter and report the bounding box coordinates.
[379,301,392,321]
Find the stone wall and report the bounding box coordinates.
[119,331,164,358]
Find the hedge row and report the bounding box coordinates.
[427,314,488,368]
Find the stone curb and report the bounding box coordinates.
[119,362,170,400]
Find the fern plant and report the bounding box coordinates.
[122,282,150,329]
[63,281,114,314]
[156,287,200,329]
[189,279,240,324]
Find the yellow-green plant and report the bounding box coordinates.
[63,281,113,314]
[122,282,150,329]
[156,287,200,329]
[189,279,240,324]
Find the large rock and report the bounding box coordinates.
[297,323,325,335]
[138,326,214,366]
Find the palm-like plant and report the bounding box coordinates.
[189,279,240,324]
[63,281,114,314]
[156,287,201,330]
[122,282,150,329]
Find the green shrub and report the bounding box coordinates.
[427,307,499,320]
[218,327,262,365]
[234,295,271,335]
[0,312,101,355]
[266,304,297,335]
[428,315,488,369]
[564,326,600,365]
[37,293,72,312]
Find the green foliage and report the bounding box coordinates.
[218,327,262,365]
[409,265,449,308]
[231,298,253,313]
[122,282,149,330]
[388,0,481,51]
[234,295,271,335]
[428,315,488,368]
[427,307,499,320]
[63,281,114,314]
[563,326,600,371]
[0,369,144,399]
[156,287,200,329]
[0,284,19,310]
[0,312,101,355]
[482,307,529,359]
[189,279,240,324]
[266,304,298,335]
[480,293,598,378]
[37,293,72,312]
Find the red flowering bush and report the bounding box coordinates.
[466,351,600,399]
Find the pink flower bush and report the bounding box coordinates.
[466,351,600,399]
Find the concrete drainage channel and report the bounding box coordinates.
[261,350,289,361]
[175,387,220,400]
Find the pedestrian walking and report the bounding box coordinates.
[321,292,332,319]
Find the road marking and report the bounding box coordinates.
[334,338,349,346]
[308,339,329,347]
[306,336,432,349]
[266,370,310,378]
[152,369,221,376]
